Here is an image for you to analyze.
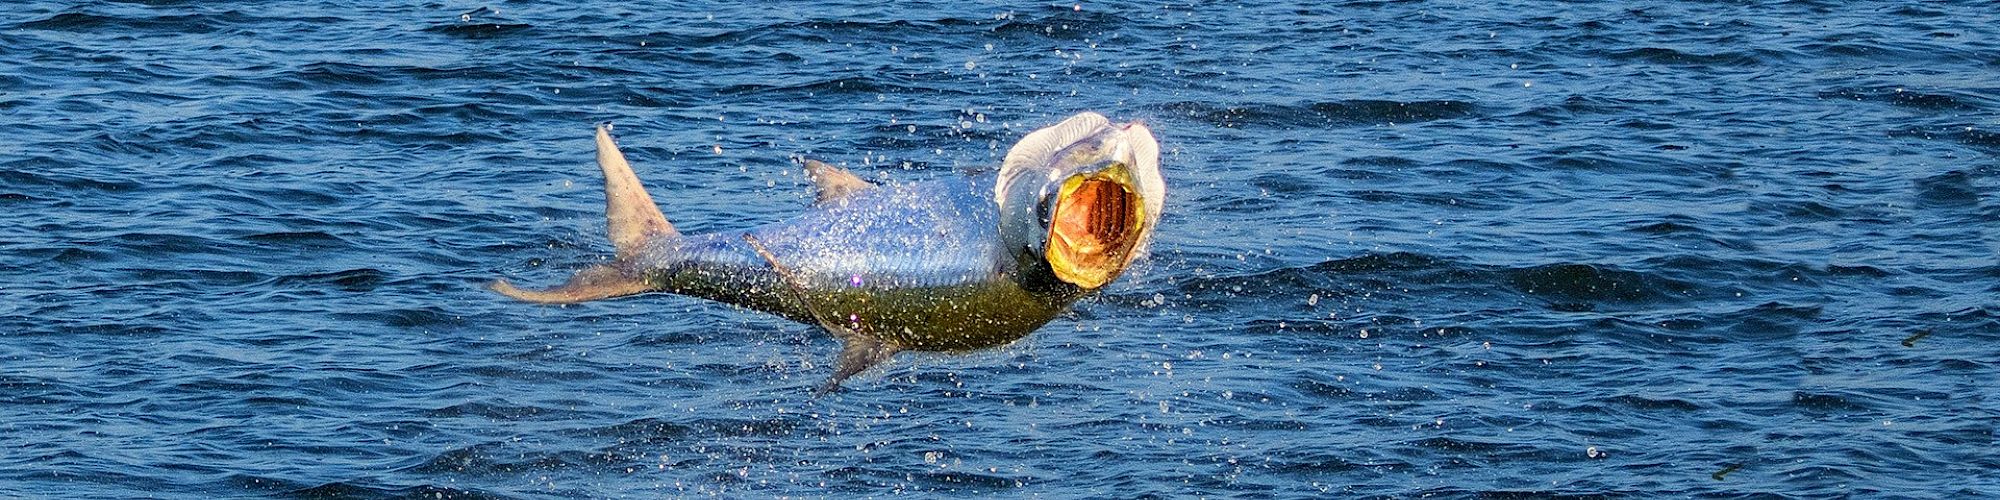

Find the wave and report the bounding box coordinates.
[717,75,957,99]
[1603,46,1787,67]
[1163,251,1700,311]
[284,481,503,499]
[1819,87,1992,112]
[1154,99,1482,128]
[17,11,233,34]
[580,9,1122,51]
[426,22,535,40]
[987,7,1134,41]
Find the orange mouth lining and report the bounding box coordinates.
[1047,172,1143,289]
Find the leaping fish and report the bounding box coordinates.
[493,112,1164,393]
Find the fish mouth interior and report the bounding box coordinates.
[1046,166,1145,289]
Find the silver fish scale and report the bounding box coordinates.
[660,171,1009,292]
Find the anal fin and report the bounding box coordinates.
[803,159,875,204]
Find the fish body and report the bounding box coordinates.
[495,112,1162,392]
[636,170,1077,352]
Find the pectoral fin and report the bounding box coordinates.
[818,334,900,395]
[803,159,874,204]
[740,233,899,395]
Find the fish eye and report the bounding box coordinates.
[1036,191,1056,228]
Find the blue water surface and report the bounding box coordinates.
[2,0,1996,497]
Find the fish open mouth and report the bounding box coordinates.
[1046,163,1146,289]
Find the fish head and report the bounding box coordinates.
[997,112,1164,290]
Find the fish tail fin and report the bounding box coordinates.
[492,124,673,304]
[594,124,678,259]
[491,262,650,304]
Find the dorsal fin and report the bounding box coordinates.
[803,159,874,203]
[596,124,676,259]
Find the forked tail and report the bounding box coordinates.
[491,125,674,303]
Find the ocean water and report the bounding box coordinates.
[2,0,1996,497]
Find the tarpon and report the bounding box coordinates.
[493,112,1163,392]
